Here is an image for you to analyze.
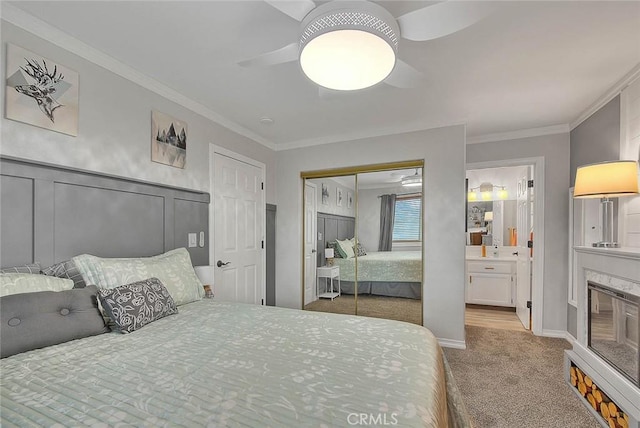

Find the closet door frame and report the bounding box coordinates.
[301,160,425,325]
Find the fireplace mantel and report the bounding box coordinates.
[567,246,640,426]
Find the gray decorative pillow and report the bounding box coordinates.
[42,260,86,289]
[1,285,109,358]
[355,242,367,257]
[0,263,41,274]
[98,278,178,334]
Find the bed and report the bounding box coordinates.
[333,251,422,299]
[0,160,468,427]
[1,299,469,427]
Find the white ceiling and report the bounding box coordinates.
[8,1,640,149]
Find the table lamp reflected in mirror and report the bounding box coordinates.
[325,248,335,266]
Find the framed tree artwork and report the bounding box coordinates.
[5,44,79,136]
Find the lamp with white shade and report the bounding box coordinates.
[325,248,335,266]
[574,160,640,248]
[194,265,215,298]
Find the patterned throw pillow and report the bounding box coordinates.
[42,260,87,289]
[355,242,367,257]
[0,263,41,274]
[97,277,178,334]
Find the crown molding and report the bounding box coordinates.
[466,124,570,145]
[276,120,467,151]
[570,62,640,131]
[0,3,277,151]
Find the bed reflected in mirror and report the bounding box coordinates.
[354,169,423,325]
[302,164,423,325]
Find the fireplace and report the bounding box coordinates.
[588,281,640,387]
[566,246,640,427]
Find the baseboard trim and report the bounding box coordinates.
[541,329,568,339]
[564,331,576,345]
[438,338,466,349]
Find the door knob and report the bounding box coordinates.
[512,251,519,256]
[311,249,317,253]
[216,260,230,267]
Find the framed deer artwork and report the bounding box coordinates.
[5,44,79,136]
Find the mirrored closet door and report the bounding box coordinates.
[302,162,424,325]
[304,175,356,315]
[355,169,423,325]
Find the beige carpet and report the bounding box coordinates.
[304,295,422,325]
[444,326,600,428]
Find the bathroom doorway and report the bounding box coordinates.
[465,158,545,334]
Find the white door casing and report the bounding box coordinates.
[516,168,532,330]
[211,148,265,304]
[304,182,317,305]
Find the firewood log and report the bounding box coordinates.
[618,416,628,428]
[608,418,617,428]
[601,402,610,419]
[585,376,593,387]
[608,402,618,417]
[593,390,603,403]
[587,393,597,410]
[578,382,587,396]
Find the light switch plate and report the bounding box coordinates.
[188,233,197,248]
[199,231,205,247]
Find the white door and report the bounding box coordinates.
[213,152,264,304]
[515,168,532,329]
[304,182,317,306]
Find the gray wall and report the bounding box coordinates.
[569,96,620,186]
[276,125,467,345]
[566,95,621,338]
[0,21,277,204]
[467,132,571,333]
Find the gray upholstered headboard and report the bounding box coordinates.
[0,157,210,268]
[316,212,355,266]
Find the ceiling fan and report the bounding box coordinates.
[239,0,494,91]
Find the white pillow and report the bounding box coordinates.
[0,273,74,297]
[73,248,204,306]
[336,238,355,259]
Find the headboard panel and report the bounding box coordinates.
[0,157,210,268]
[316,212,355,266]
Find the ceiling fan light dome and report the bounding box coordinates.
[299,1,399,91]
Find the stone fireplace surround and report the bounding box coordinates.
[566,246,640,427]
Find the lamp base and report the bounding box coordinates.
[592,242,620,248]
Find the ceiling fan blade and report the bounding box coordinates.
[397,1,495,42]
[238,42,299,68]
[384,59,424,89]
[265,0,316,21]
